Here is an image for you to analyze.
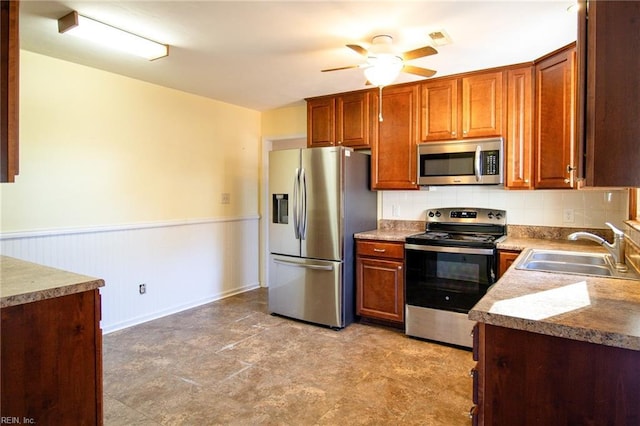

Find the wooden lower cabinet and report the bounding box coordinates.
[1,290,103,425]
[497,249,521,278]
[356,240,405,324]
[473,323,640,425]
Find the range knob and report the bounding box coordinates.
[435,211,441,217]
[428,211,435,218]
[487,212,494,219]
[495,213,503,219]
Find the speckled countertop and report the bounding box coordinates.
[355,225,640,351]
[1,256,104,308]
[472,237,640,351]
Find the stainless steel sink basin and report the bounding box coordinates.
[520,260,612,276]
[528,251,608,266]
[515,249,640,281]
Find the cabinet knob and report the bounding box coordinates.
[452,131,457,136]
[463,130,468,136]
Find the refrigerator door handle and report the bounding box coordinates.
[300,167,307,240]
[292,168,300,239]
[273,258,334,271]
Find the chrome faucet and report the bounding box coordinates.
[568,222,627,272]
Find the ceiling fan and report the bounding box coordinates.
[322,34,438,87]
[322,35,438,121]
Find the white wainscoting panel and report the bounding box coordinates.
[0,217,261,333]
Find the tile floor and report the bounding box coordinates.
[103,288,475,425]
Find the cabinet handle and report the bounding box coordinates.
[469,405,477,420]
[373,248,386,253]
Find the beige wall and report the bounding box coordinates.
[0,51,261,232]
[261,104,306,138]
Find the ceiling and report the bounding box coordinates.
[19,1,578,112]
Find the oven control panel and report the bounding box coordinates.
[426,208,506,225]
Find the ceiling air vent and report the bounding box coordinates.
[428,30,452,46]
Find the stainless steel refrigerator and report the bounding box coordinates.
[268,146,377,328]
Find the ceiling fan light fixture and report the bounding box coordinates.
[364,54,403,87]
[58,11,169,61]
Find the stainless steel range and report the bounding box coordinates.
[404,207,506,348]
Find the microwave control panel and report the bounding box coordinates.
[482,151,499,175]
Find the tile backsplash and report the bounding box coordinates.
[380,187,629,230]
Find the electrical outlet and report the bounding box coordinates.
[221,193,231,204]
[563,208,575,223]
[139,283,146,294]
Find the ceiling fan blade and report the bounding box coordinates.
[347,44,368,57]
[321,65,360,72]
[402,45,438,61]
[403,65,437,78]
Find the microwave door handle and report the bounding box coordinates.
[474,145,482,182]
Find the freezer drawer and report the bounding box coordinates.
[268,255,343,328]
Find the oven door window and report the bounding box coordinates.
[405,250,496,313]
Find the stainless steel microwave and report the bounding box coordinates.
[417,137,503,186]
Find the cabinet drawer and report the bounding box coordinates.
[357,240,404,259]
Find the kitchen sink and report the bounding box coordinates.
[520,260,612,276]
[515,249,640,281]
[528,251,609,266]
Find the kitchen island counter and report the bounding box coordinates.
[1,255,104,307]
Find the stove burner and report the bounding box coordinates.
[422,232,450,239]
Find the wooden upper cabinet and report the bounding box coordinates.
[307,91,373,149]
[1,0,19,183]
[420,78,458,141]
[462,71,504,139]
[307,97,335,148]
[505,66,534,189]
[371,84,419,190]
[336,91,372,148]
[534,44,577,189]
[420,70,504,142]
[580,1,640,187]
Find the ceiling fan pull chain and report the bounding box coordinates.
[379,86,383,122]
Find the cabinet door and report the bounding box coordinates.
[498,249,521,278]
[1,0,19,183]
[581,1,640,187]
[307,97,335,147]
[336,91,371,148]
[356,256,404,323]
[372,84,419,190]
[505,67,534,189]
[1,290,103,425]
[420,78,458,141]
[461,71,504,139]
[534,46,577,189]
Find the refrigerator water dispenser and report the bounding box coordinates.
[273,194,288,224]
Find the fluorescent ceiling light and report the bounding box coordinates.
[58,11,169,61]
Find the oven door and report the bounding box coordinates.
[404,244,496,313]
